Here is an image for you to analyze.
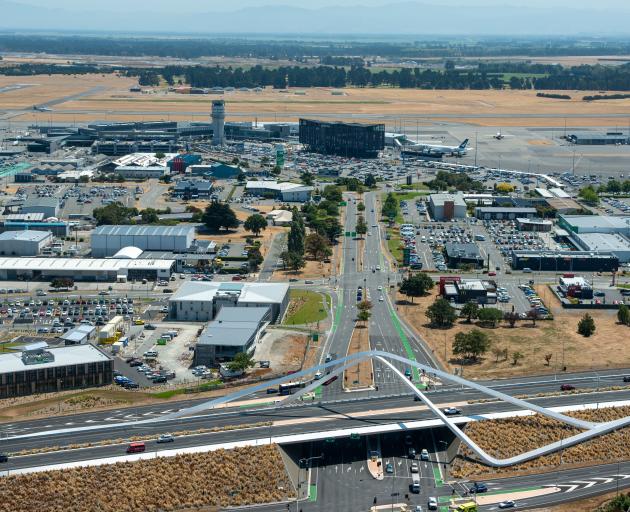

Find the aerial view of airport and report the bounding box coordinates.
[4,2,630,511]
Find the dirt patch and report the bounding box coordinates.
[271,259,331,280]
[397,285,630,379]
[450,406,630,481]
[344,324,374,390]
[527,139,553,145]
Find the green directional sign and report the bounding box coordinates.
[351,232,356,237]
[339,201,347,206]
[345,231,351,237]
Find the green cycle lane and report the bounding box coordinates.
[387,302,425,387]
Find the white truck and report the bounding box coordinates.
[411,472,421,493]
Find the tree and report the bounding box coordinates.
[287,212,305,255]
[357,309,371,323]
[237,172,247,183]
[364,173,377,188]
[355,215,367,237]
[305,233,332,260]
[154,152,166,159]
[357,300,373,313]
[477,307,504,328]
[461,302,479,323]
[578,186,599,205]
[301,171,314,186]
[140,208,159,224]
[381,192,398,220]
[577,313,596,337]
[527,308,540,326]
[247,247,264,271]
[227,351,256,372]
[504,307,520,328]
[426,297,457,328]
[544,353,553,366]
[607,179,622,194]
[244,214,268,236]
[618,304,630,325]
[322,217,342,244]
[399,273,434,303]
[285,251,305,272]
[202,202,239,232]
[357,202,366,212]
[322,185,342,203]
[79,174,90,183]
[452,329,491,362]
[511,351,524,366]
[271,165,282,176]
[495,182,515,193]
[92,202,138,226]
[491,346,504,363]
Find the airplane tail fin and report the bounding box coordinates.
[459,139,469,149]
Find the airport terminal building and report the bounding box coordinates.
[299,119,385,158]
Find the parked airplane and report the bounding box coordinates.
[33,105,52,112]
[409,138,470,157]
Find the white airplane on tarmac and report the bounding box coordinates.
[408,138,470,157]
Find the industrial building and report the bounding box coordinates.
[91,225,196,257]
[188,162,240,179]
[61,324,97,346]
[172,180,213,199]
[0,230,53,256]
[510,250,619,272]
[194,307,271,366]
[545,197,583,215]
[169,281,289,323]
[558,215,630,234]
[20,197,60,219]
[299,119,385,158]
[443,243,484,268]
[567,132,630,145]
[558,275,593,300]
[0,344,113,398]
[474,206,537,220]
[245,180,313,202]
[0,216,70,237]
[516,218,553,232]
[571,232,630,263]
[429,193,467,221]
[0,257,174,282]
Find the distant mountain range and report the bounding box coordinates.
[0,0,628,36]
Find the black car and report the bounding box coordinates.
[469,483,488,493]
[152,376,167,383]
[124,382,140,389]
[0,453,8,463]
[623,376,630,383]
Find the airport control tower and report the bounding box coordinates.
[211,100,225,146]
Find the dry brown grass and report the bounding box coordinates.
[344,323,374,390]
[450,406,630,480]
[0,444,295,512]
[397,285,629,379]
[7,74,630,126]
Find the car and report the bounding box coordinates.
[469,482,488,493]
[499,500,516,509]
[560,384,575,391]
[0,453,8,463]
[408,447,416,459]
[123,382,139,389]
[379,296,384,302]
[144,323,157,330]
[414,506,423,512]
[385,462,394,474]
[488,271,496,276]
[443,407,461,416]
[427,497,438,510]
[314,371,323,380]
[157,434,174,443]
[410,462,419,473]
[623,376,630,383]
[420,449,429,461]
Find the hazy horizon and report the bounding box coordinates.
[1,0,629,36]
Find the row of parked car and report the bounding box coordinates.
[519,284,549,316]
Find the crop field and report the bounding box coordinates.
[450,406,630,479]
[0,445,295,512]
[3,73,630,126]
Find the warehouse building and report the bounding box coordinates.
[571,232,630,263]
[0,219,70,238]
[558,215,630,234]
[172,179,213,199]
[444,243,484,268]
[194,307,271,366]
[0,257,174,282]
[299,119,385,158]
[0,344,113,398]
[114,165,170,179]
[474,206,537,220]
[169,281,289,323]
[0,230,53,256]
[245,180,313,202]
[545,197,583,215]
[511,250,619,272]
[429,193,467,221]
[91,225,195,257]
[516,218,553,232]
[187,163,240,179]
[20,197,59,219]
[567,132,630,145]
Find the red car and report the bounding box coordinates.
[560,384,575,391]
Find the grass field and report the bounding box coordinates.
[283,289,330,326]
[4,74,630,126]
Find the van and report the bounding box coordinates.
[522,268,533,273]
[411,472,421,493]
[126,442,146,454]
[474,234,486,241]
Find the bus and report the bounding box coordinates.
[126,442,146,454]
[278,381,306,395]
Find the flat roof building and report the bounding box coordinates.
[474,206,537,220]
[511,250,619,272]
[299,119,385,158]
[444,243,484,268]
[571,232,630,263]
[0,230,52,256]
[0,344,113,398]
[169,281,289,323]
[558,215,630,234]
[429,193,467,221]
[194,307,271,366]
[91,225,195,257]
[20,197,59,219]
[245,180,313,202]
[545,197,583,215]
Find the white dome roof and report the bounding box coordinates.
[112,246,143,259]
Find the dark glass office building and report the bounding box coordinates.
[299,119,385,158]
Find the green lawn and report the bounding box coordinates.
[387,228,403,264]
[284,290,330,325]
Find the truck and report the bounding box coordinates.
[411,472,421,493]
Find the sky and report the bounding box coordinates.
[1,0,629,35]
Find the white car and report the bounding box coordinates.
[314,371,323,380]
[427,497,438,510]
[499,500,516,509]
[379,296,384,302]
[377,285,383,291]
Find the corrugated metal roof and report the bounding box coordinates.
[92,225,195,237]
